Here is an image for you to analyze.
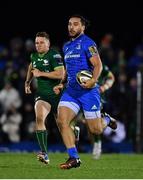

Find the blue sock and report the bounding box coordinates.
[67,147,79,159]
[104,115,110,125]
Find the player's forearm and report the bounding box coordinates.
[100,72,115,92]
[40,67,64,80]
[90,55,103,83]
[104,77,115,90]
[92,61,103,83]
[104,72,115,89]
[25,64,33,84]
[60,70,67,84]
[107,72,115,86]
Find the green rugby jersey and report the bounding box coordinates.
[98,64,112,104]
[31,48,63,97]
[98,64,110,86]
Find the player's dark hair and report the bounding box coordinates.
[69,14,90,28]
[36,32,50,40]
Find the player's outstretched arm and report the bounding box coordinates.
[31,66,64,80]
[25,63,33,94]
[100,71,115,93]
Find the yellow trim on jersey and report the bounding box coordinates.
[54,66,64,70]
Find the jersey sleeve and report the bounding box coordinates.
[102,64,110,77]
[50,50,64,70]
[83,38,99,60]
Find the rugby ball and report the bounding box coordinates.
[76,70,93,84]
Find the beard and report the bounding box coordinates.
[69,31,81,39]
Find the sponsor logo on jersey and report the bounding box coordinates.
[37,58,43,61]
[53,54,62,58]
[89,46,98,56]
[65,53,80,59]
[37,58,49,64]
[43,59,49,64]
[42,59,49,66]
[91,105,97,110]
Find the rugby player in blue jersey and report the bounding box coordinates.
[54,15,117,169]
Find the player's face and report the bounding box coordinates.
[68,17,85,38]
[35,37,50,53]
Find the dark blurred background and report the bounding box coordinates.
[0,0,143,153]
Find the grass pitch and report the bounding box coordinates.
[0,152,143,179]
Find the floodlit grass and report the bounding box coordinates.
[0,152,143,179]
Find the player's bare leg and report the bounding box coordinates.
[57,106,81,169]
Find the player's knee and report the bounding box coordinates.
[56,118,68,130]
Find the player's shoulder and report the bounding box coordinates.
[82,34,96,45]
[30,52,37,59]
[63,41,70,49]
[48,48,62,59]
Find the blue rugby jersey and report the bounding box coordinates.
[63,34,99,95]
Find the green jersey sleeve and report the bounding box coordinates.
[98,64,110,85]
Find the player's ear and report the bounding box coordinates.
[82,25,85,32]
[47,39,50,47]
[81,25,85,33]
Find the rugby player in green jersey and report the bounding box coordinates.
[25,32,64,164]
